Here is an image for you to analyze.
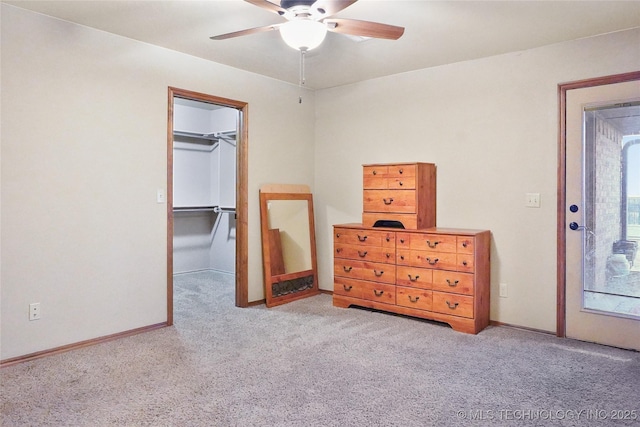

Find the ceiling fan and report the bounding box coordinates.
[210,0,405,51]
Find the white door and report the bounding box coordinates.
[565,79,640,350]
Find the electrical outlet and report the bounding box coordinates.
[499,283,508,298]
[525,193,540,208]
[29,303,41,321]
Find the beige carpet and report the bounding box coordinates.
[1,271,639,426]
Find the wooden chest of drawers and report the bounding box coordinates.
[361,162,436,230]
[333,224,491,334]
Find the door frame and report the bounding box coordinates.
[556,71,640,337]
[166,87,249,325]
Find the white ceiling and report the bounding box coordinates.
[4,0,640,90]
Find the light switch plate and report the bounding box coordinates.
[525,193,540,208]
[499,283,508,298]
[157,189,166,204]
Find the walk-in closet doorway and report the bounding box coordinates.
[167,87,249,325]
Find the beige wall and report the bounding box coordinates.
[0,5,316,360]
[314,27,640,332]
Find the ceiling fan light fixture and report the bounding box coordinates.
[279,19,327,51]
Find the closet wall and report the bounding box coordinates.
[173,98,237,274]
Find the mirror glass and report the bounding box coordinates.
[260,184,319,307]
[267,200,312,273]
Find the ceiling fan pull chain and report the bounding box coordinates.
[298,49,307,104]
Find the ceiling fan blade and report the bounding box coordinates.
[324,18,404,40]
[312,0,358,17]
[210,24,283,40]
[244,0,288,16]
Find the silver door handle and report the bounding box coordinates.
[569,222,595,237]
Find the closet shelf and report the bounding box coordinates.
[173,206,217,213]
[173,206,236,214]
[173,129,236,142]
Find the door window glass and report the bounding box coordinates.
[582,102,640,318]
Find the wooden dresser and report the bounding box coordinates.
[333,162,490,333]
[362,162,436,230]
[333,224,491,334]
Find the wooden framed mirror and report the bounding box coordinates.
[259,184,320,307]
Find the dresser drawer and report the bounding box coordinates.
[397,249,457,271]
[334,227,395,248]
[387,175,416,190]
[361,282,396,304]
[457,236,474,254]
[363,175,416,190]
[335,243,395,264]
[334,278,366,299]
[432,291,474,318]
[363,190,416,213]
[432,271,474,295]
[396,233,411,249]
[396,287,432,311]
[396,265,433,289]
[334,278,396,305]
[397,232,457,253]
[387,163,416,178]
[457,254,474,273]
[363,165,389,189]
[334,259,396,284]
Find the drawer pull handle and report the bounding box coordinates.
[336,248,343,254]
[343,284,353,291]
[357,234,368,242]
[399,168,404,174]
[400,238,405,244]
[372,170,377,175]
[358,250,368,257]
[446,301,459,310]
[408,274,420,282]
[426,240,439,248]
[400,255,405,260]
[386,235,391,242]
[408,295,420,303]
[462,241,469,248]
[374,270,384,277]
[336,233,341,238]
[399,181,404,186]
[446,279,459,287]
[374,290,384,296]
[462,261,468,266]
[343,266,352,272]
[386,253,391,258]
[383,198,394,205]
[426,257,439,265]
